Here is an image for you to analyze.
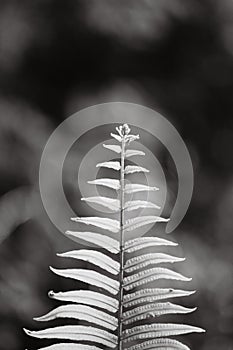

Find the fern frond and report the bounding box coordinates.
[25,123,204,350]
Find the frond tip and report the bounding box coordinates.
[25,123,204,350]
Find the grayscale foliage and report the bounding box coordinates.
[25,124,204,349]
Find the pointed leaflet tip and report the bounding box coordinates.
[49,266,56,274]
[23,328,31,336]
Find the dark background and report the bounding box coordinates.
[0,1,233,349]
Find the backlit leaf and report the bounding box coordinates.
[124,183,159,193]
[88,178,120,190]
[96,161,121,171]
[123,267,192,291]
[124,253,185,273]
[124,165,149,174]
[123,323,205,343]
[124,200,160,212]
[125,338,190,350]
[124,237,177,253]
[124,216,170,232]
[57,250,120,275]
[65,231,119,254]
[34,304,118,330]
[48,290,118,313]
[36,344,102,350]
[71,217,120,233]
[125,149,145,158]
[50,267,120,295]
[24,325,118,348]
[123,302,196,324]
[123,288,195,308]
[81,196,120,211]
[103,144,121,153]
[110,133,122,142]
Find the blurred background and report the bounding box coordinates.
[0,0,233,349]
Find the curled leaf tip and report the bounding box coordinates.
[48,290,54,297]
[23,328,31,335]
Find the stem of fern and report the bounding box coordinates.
[118,135,125,350]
